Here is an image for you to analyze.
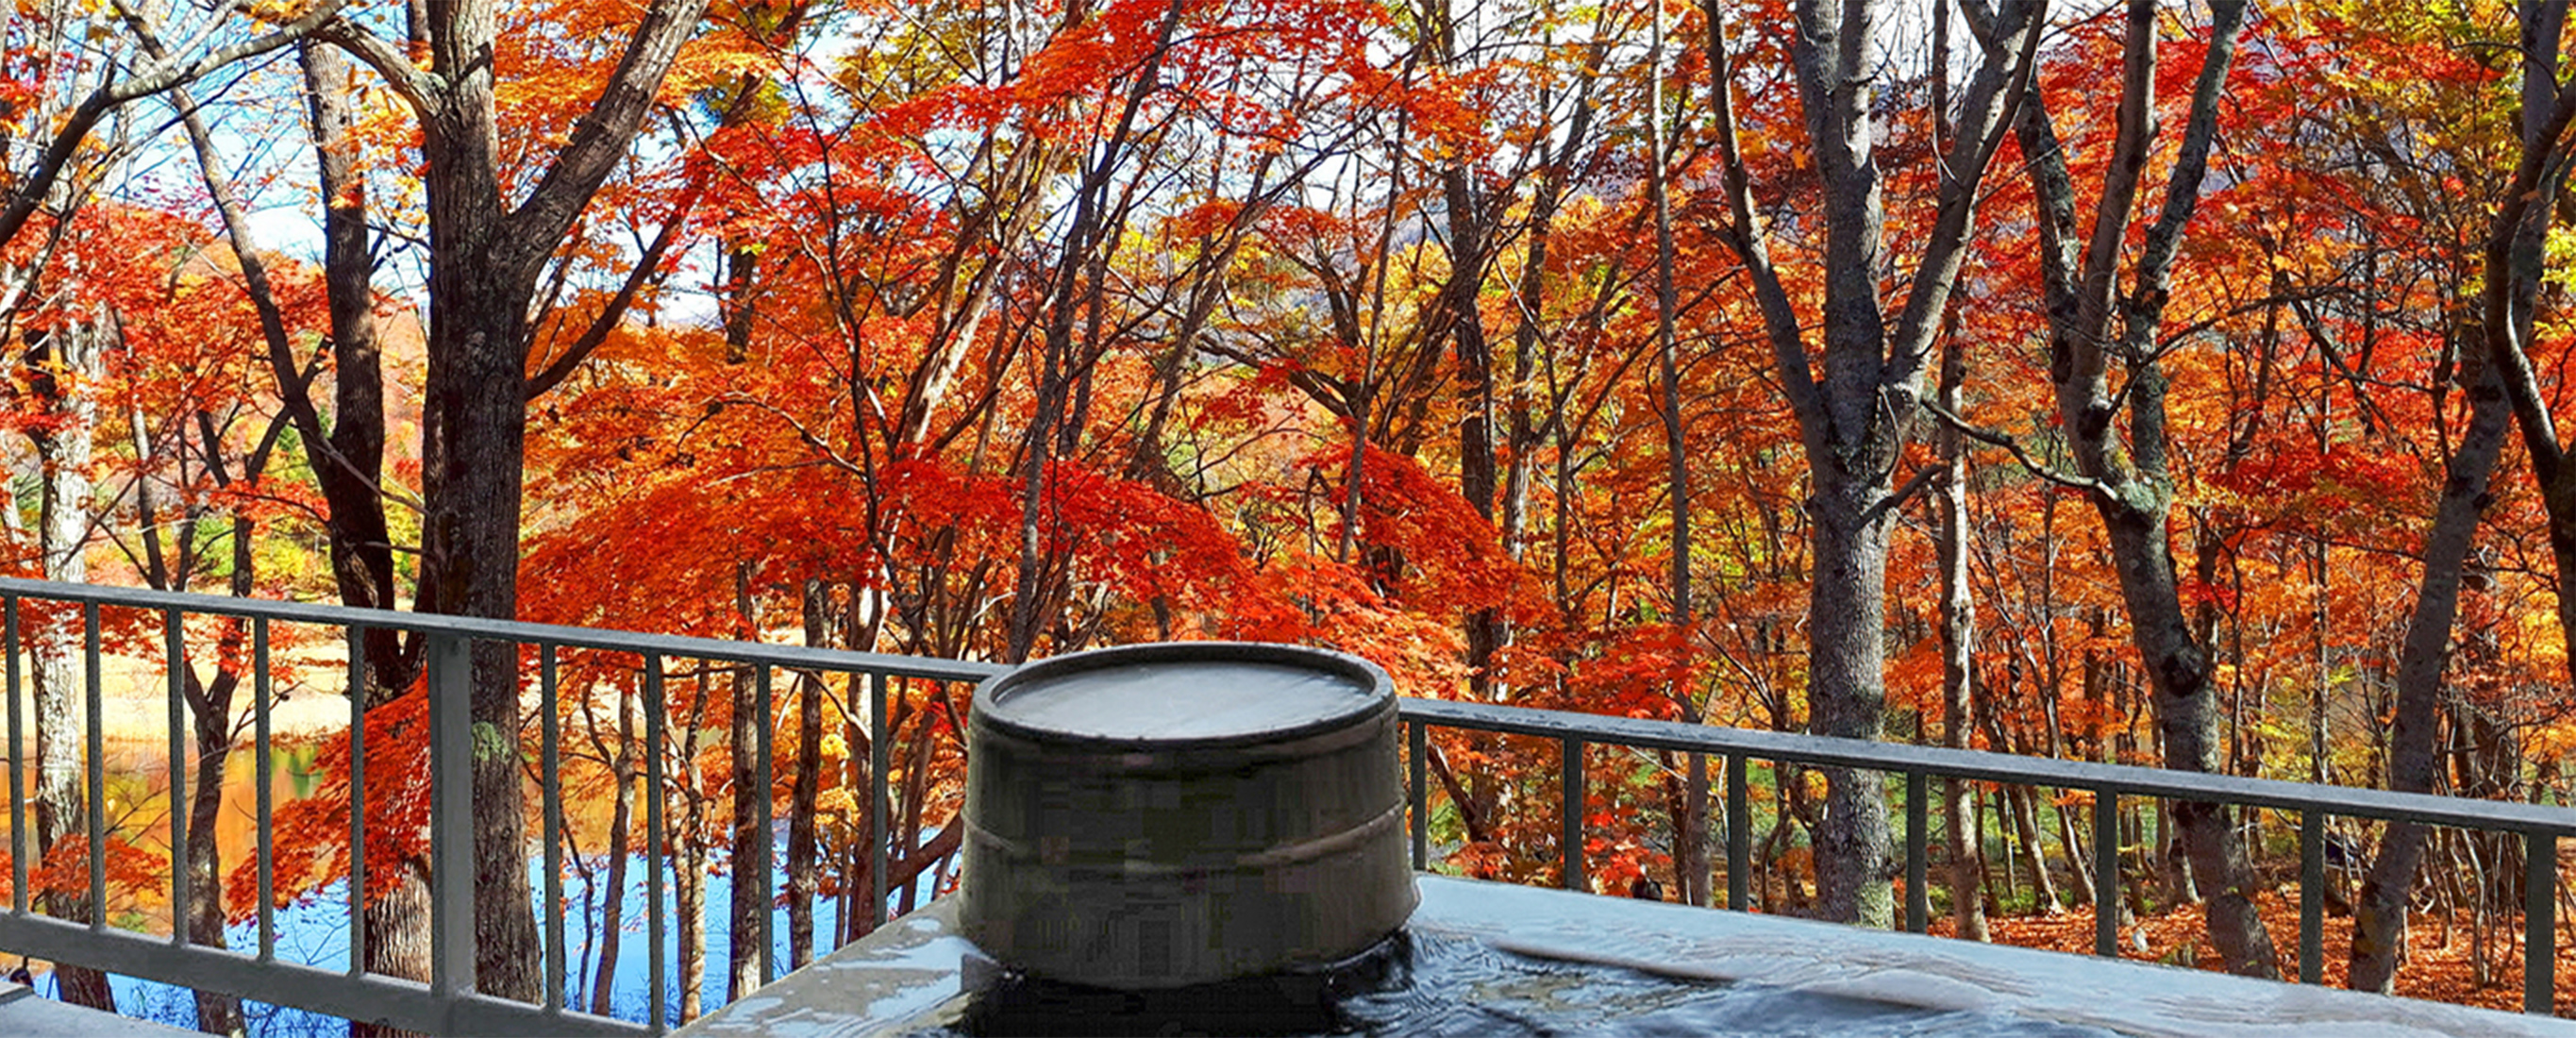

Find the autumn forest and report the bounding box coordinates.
[6,0,2576,1028]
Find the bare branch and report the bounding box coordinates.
[1919,397,2111,499]
[1700,0,1821,434]
[315,17,443,115]
[504,0,715,275]
[0,0,354,255]
[1863,463,1946,527]
[1882,0,2047,394]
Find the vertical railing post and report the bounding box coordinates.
[253,616,274,962]
[346,626,366,979]
[1905,770,1927,933]
[83,601,103,931]
[756,664,776,987]
[1726,753,1748,912]
[1408,719,1427,871]
[869,671,890,930]
[6,596,25,917]
[645,657,669,1032]
[425,630,477,1001]
[2300,810,2324,983]
[2096,789,2118,957]
[540,645,565,1013]
[1561,736,1583,893]
[164,607,186,946]
[2528,829,2556,1015]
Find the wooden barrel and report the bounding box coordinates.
[959,642,1417,990]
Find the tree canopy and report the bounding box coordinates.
[10,0,2576,1024]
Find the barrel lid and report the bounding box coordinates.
[975,642,1393,747]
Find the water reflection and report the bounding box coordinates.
[1,736,322,933]
[6,744,898,1034]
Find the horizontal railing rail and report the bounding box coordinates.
[0,578,999,1036]
[1395,696,2576,1015]
[1,575,2568,1030]
[0,578,1010,683]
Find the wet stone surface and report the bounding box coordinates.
[0,983,195,1037]
[676,876,2576,1038]
[905,929,2122,1037]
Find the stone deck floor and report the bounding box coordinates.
[679,875,2576,1038]
[0,983,193,1036]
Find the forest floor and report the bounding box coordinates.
[1930,890,2576,1015]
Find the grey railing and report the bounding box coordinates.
[0,577,1001,1036]
[2,576,2569,1032]
[1397,697,2576,1014]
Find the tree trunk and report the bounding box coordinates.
[1809,470,1896,927]
[2011,785,2061,913]
[2465,11,2576,1002]
[177,523,258,1035]
[1643,0,1708,910]
[1936,326,1986,941]
[316,0,715,998]
[1439,104,1501,705]
[1996,786,2016,911]
[419,295,545,1001]
[1432,28,1501,692]
[1002,0,1183,662]
[727,567,763,1000]
[2040,655,2091,911]
[588,689,635,1018]
[2351,323,2511,991]
[2310,532,2331,787]
[1999,0,2273,976]
[839,705,877,943]
[26,316,114,1013]
[2102,481,2273,974]
[676,826,705,1023]
[183,665,243,1035]
[728,660,763,1000]
[288,47,440,1032]
[1977,783,1999,916]
[788,582,827,968]
[362,868,433,1034]
[893,712,933,917]
[2484,0,2576,725]
[409,59,544,986]
[2057,798,2094,910]
[1704,0,2040,926]
[298,43,404,687]
[668,665,718,1026]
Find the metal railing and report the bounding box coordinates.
[0,578,1001,1035]
[1397,697,2576,1015]
[0,576,2569,1031]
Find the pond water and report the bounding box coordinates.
[4,741,930,1034]
[50,848,928,1035]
